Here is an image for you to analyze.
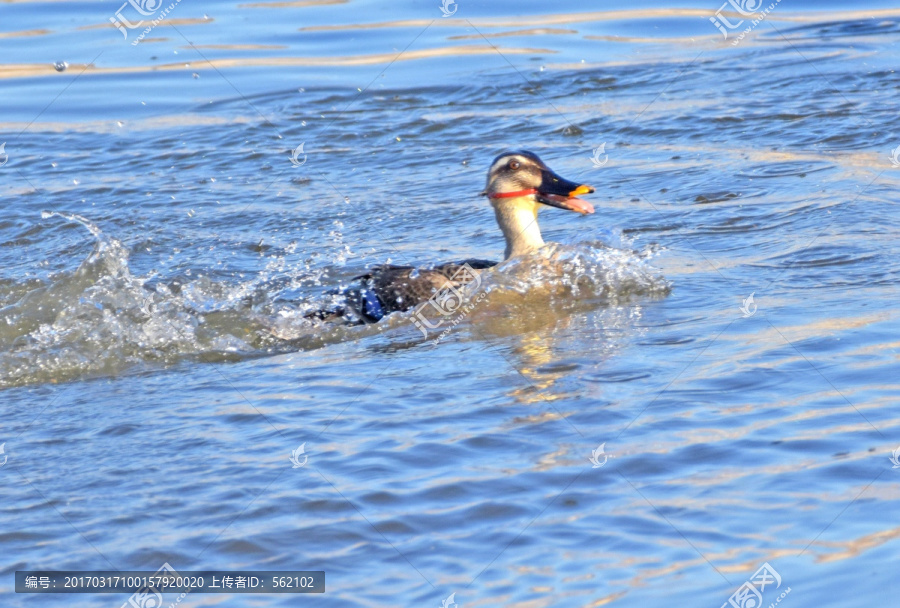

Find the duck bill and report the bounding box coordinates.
[535,169,595,214]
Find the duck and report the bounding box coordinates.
[310,150,595,324]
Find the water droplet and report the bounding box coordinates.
[54,61,68,72]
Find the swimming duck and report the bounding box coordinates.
[313,150,595,323]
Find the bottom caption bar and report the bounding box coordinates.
[16,569,324,593]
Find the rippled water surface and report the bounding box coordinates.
[2,1,900,606]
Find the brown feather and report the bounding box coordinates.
[354,259,496,314]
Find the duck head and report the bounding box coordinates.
[483,150,595,259]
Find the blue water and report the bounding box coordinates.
[2,1,900,606]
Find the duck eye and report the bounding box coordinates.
[508,160,520,170]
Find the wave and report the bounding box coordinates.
[0,214,668,388]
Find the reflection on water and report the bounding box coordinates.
[2,1,900,607]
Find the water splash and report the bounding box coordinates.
[489,233,670,302]
[1,214,259,388]
[0,217,667,388]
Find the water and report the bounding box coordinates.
[2,1,899,606]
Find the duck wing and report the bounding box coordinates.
[352,258,497,320]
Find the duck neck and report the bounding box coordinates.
[492,198,544,260]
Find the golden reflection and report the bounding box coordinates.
[762,309,895,345]
[0,45,554,80]
[0,114,254,134]
[299,8,900,32]
[0,28,51,38]
[448,28,577,40]
[811,526,900,563]
[585,33,720,44]
[593,530,899,603]
[472,295,574,405]
[298,9,729,31]
[508,331,567,400]
[77,17,213,31]
[583,591,628,606]
[184,43,287,50]
[531,442,574,472]
[472,295,642,408]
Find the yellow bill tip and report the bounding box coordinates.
[569,185,594,197]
